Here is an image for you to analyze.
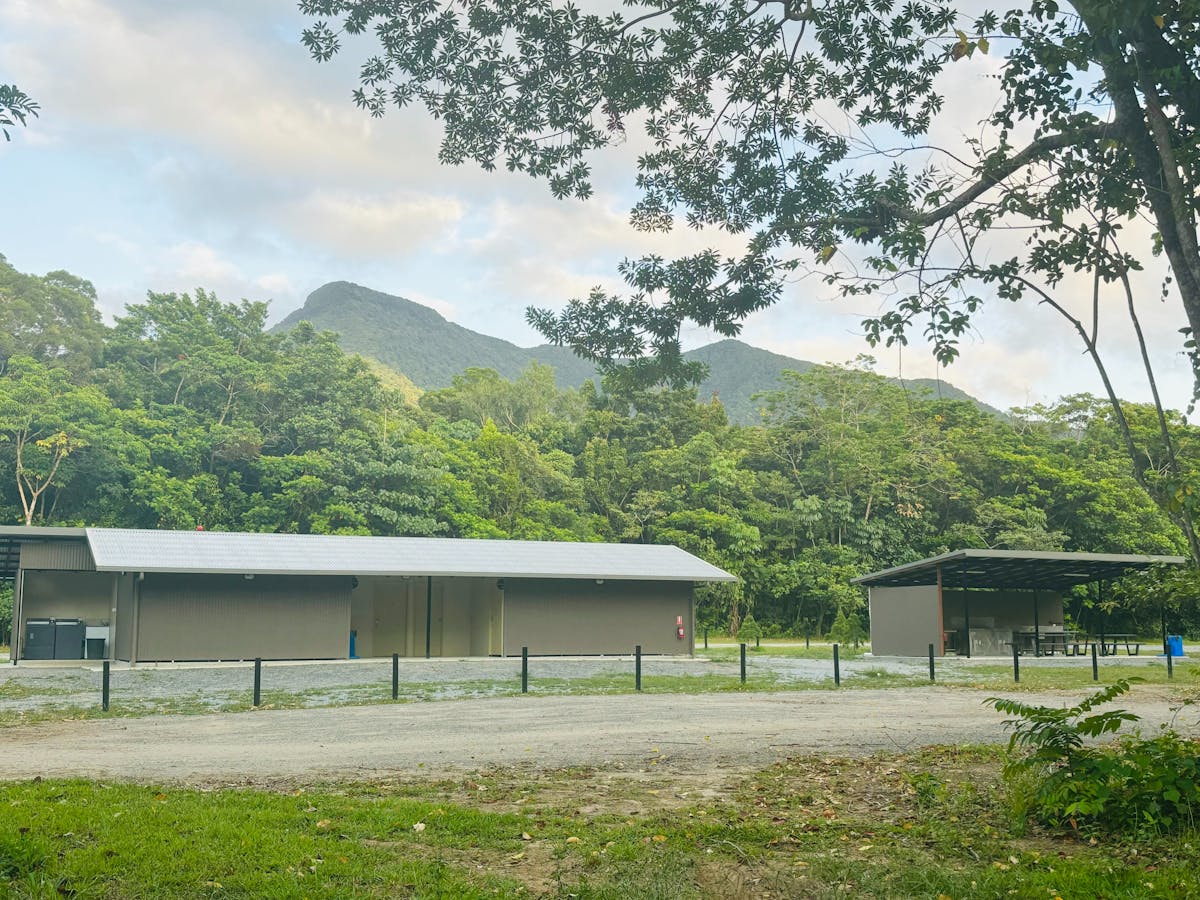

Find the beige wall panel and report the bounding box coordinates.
[868,586,940,657]
[21,571,113,624]
[20,541,94,571]
[349,583,374,658]
[136,574,351,661]
[503,580,693,656]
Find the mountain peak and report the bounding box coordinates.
[274,281,1001,422]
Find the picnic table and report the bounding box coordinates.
[1093,634,1141,656]
[1011,630,1086,656]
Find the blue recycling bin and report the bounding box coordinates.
[349,629,357,659]
[1168,634,1184,657]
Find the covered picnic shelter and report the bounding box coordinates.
[854,549,1186,658]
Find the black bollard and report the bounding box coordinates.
[1167,646,1174,680]
[703,628,708,650]
[928,643,936,682]
[1091,643,1099,681]
[521,646,528,694]
[740,642,747,684]
[805,631,810,649]
[635,644,642,691]
[392,652,399,700]
[102,660,110,712]
[253,657,262,707]
[833,643,841,686]
[1012,642,1020,684]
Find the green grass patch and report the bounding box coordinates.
[1,747,1197,897]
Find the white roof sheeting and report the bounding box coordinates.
[84,528,737,583]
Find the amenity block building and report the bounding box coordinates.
[856,549,1185,657]
[1,527,736,663]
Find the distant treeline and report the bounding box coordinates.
[0,256,1193,636]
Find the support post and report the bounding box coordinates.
[392,652,399,700]
[1033,592,1041,658]
[1012,642,1020,684]
[425,576,432,660]
[739,642,746,684]
[1091,643,1099,681]
[928,643,935,682]
[635,645,642,691]
[963,588,971,659]
[102,660,110,711]
[833,643,841,686]
[521,646,528,693]
[253,658,262,707]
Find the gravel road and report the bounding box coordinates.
[0,688,1186,785]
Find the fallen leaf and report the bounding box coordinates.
[520,832,532,841]
[412,822,426,833]
[316,820,331,829]
[565,836,580,844]
[652,834,667,843]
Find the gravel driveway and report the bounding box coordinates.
[0,687,1186,785]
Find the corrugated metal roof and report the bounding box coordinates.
[853,549,1186,589]
[84,528,737,582]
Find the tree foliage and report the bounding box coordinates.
[299,0,1200,560]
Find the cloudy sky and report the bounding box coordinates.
[0,0,1193,414]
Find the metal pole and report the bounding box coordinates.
[739,642,746,684]
[805,630,810,649]
[425,576,432,660]
[833,643,841,686]
[1033,592,1041,658]
[102,660,110,711]
[392,652,399,700]
[703,627,708,650]
[1162,604,1169,656]
[1167,644,1174,680]
[635,645,642,691]
[253,658,262,707]
[963,589,971,659]
[1012,641,1020,684]
[928,643,935,682]
[521,646,528,693]
[1091,643,1099,681]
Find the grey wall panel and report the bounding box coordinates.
[868,586,940,656]
[20,541,94,571]
[135,574,352,661]
[503,580,693,656]
[21,571,113,624]
[114,574,134,661]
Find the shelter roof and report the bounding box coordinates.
[852,549,1186,590]
[82,528,737,582]
[0,526,88,578]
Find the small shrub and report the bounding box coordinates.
[738,614,764,647]
[990,680,1200,834]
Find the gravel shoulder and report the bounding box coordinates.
[0,687,1186,785]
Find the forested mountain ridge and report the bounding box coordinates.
[274,281,1002,423]
[0,256,1193,637]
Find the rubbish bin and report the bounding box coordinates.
[1168,634,1185,657]
[85,638,106,660]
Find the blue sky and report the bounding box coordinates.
[0,0,1194,415]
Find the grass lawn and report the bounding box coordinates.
[0,747,1195,898]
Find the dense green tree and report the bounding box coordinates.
[0,257,106,373]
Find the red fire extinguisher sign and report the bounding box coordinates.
[676,615,685,640]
